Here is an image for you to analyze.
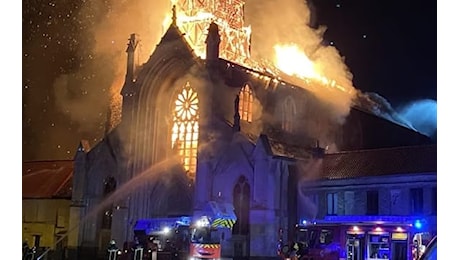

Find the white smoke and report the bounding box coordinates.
[397,99,437,138]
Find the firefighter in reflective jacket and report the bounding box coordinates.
[132,237,144,260]
[107,239,119,260]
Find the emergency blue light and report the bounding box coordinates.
[414,220,422,229]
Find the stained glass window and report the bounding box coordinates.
[171,82,199,180]
[238,84,253,122]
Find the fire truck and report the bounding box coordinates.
[189,201,237,260]
[132,216,192,259]
[130,202,236,260]
[280,215,432,260]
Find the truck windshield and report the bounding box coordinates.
[190,227,219,243]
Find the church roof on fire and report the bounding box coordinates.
[259,133,316,161]
[134,23,430,142]
[113,22,432,166]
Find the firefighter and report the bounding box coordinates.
[132,237,144,260]
[24,246,36,260]
[22,242,29,260]
[289,242,300,260]
[146,237,159,260]
[107,239,119,260]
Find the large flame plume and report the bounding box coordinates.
[245,0,357,122]
[163,0,357,122]
[53,0,358,143]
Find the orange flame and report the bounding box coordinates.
[274,43,341,90]
[274,44,317,78]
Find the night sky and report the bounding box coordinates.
[311,0,437,104]
[22,0,437,161]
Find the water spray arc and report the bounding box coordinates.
[36,156,182,260]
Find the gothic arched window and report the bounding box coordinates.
[282,96,296,132]
[171,81,199,180]
[238,84,253,122]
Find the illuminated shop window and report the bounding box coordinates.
[238,84,253,122]
[282,96,296,132]
[171,82,199,180]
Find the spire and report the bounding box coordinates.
[233,94,241,132]
[172,5,177,26]
[205,22,221,62]
[125,33,139,83]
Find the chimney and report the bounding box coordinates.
[311,140,325,158]
[205,22,221,63]
[125,33,139,83]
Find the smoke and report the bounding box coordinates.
[52,0,170,141]
[296,159,323,219]
[245,0,357,121]
[396,99,437,139]
[359,92,417,130]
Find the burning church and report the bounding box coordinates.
[68,0,434,259]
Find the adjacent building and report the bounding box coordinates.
[22,160,73,258]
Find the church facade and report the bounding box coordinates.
[68,1,433,259]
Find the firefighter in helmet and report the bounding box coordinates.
[107,239,119,260]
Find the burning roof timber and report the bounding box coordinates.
[126,23,423,136]
[114,23,431,163]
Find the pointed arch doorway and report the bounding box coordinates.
[232,175,250,258]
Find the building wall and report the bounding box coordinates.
[22,199,70,250]
[299,173,437,234]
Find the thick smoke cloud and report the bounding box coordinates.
[245,0,357,121]
[52,0,170,140]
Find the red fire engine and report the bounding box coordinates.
[189,202,237,260]
[189,216,222,259]
[280,215,432,260]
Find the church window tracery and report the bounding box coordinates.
[238,84,253,122]
[282,96,296,132]
[171,81,199,180]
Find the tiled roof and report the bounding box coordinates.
[22,160,73,199]
[321,144,437,179]
[260,133,315,161]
